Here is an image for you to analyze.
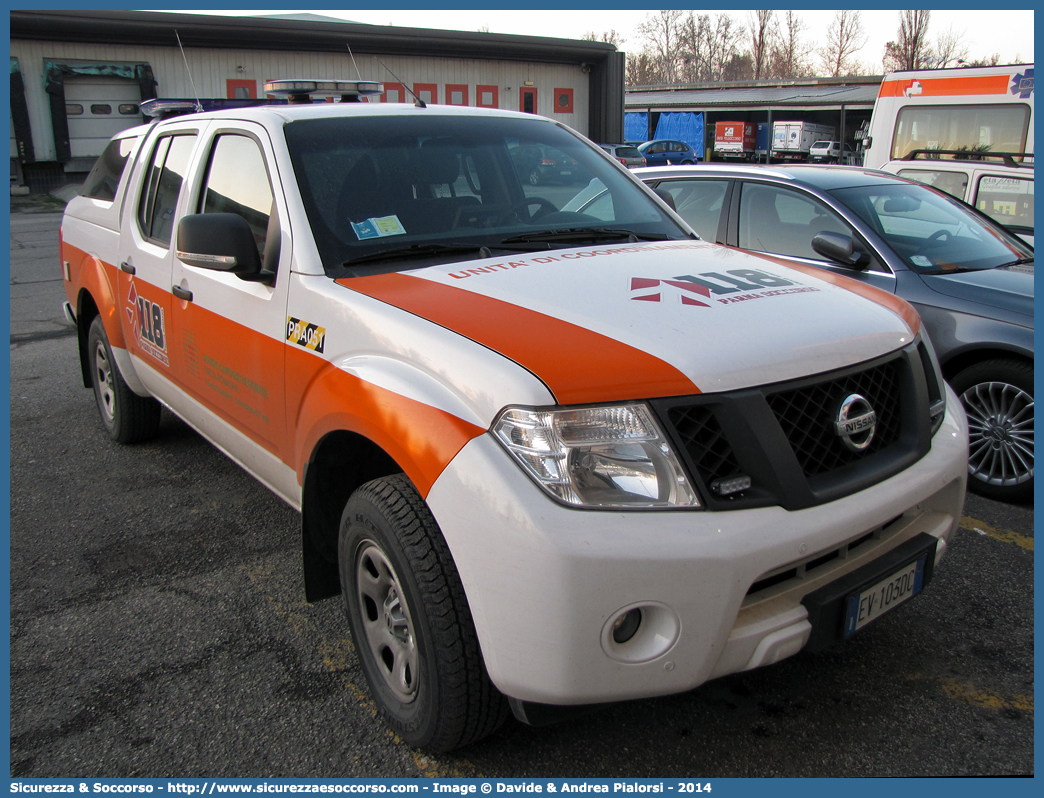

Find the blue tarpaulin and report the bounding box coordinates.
[624,112,648,142]
[654,112,705,158]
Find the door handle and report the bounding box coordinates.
[120,262,136,275]
[172,285,193,302]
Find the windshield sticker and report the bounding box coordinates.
[910,256,933,267]
[351,215,406,240]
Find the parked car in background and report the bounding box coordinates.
[810,140,858,165]
[599,143,646,168]
[881,151,1034,245]
[510,142,583,185]
[634,164,1034,502]
[637,138,700,166]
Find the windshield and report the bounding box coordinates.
[829,182,1032,274]
[283,114,689,275]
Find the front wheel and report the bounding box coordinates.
[338,474,508,750]
[87,316,161,443]
[950,358,1034,503]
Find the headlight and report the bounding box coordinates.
[492,404,701,508]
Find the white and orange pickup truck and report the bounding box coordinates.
[60,80,968,751]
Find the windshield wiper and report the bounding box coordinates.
[998,257,1034,268]
[500,227,673,245]
[342,243,492,268]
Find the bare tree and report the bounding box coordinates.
[625,51,660,87]
[676,12,745,82]
[637,10,684,83]
[933,26,969,68]
[882,10,932,72]
[582,29,625,48]
[769,11,814,78]
[748,10,774,80]
[819,10,868,77]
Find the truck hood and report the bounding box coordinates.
[919,262,1034,322]
[339,241,917,404]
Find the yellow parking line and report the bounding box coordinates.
[907,673,1033,715]
[959,516,1034,552]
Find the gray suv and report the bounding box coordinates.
[634,164,1034,502]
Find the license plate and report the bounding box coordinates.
[844,555,927,637]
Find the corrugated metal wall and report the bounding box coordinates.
[11,40,592,163]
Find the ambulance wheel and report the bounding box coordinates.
[87,316,161,444]
[338,474,508,751]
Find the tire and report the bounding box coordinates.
[338,474,509,751]
[87,316,161,444]
[528,168,540,186]
[950,358,1034,503]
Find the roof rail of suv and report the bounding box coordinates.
[901,149,1034,169]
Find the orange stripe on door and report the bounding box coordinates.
[337,272,700,405]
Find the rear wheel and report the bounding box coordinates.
[950,358,1034,503]
[338,474,508,750]
[87,316,161,444]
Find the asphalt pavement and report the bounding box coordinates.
[8,201,1035,778]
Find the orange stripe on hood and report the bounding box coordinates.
[736,249,923,336]
[337,272,700,405]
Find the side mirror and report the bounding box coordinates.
[811,231,870,270]
[177,213,272,284]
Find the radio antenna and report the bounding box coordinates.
[373,56,425,108]
[175,31,203,112]
[346,44,363,81]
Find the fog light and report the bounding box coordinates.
[611,608,642,644]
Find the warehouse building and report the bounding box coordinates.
[10,10,624,192]
[625,76,881,162]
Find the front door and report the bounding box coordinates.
[168,124,290,460]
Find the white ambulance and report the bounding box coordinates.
[864,64,1034,241]
[60,80,968,751]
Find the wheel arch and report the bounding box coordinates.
[939,345,1034,382]
[300,429,411,603]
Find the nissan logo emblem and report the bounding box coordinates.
[835,393,877,452]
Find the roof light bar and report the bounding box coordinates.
[140,99,201,119]
[263,79,385,104]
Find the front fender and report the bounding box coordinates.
[290,353,488,497]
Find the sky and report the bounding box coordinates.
[178,8,1035,72]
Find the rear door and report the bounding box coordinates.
[116,122,205,398]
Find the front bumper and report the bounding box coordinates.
[426,387,968,705]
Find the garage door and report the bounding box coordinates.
[65,77,143,159]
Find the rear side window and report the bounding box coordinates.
[896,168,969,201]
[657,178,729,241]
[975,174,1034,233]
[138,134,197,247]
[80,136,140,202]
